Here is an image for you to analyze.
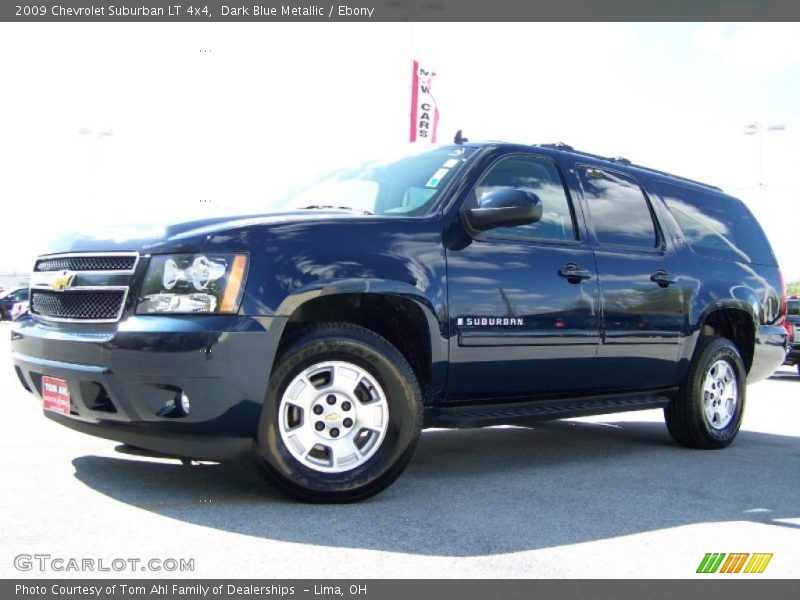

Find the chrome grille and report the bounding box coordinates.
[35,255,137,272]
[31,290,126,321]
[30,252,138,322]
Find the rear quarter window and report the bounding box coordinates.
[656,181,776,265]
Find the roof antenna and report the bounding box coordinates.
[454,129,468,145]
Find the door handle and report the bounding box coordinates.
[558,263,592,283]
[651,270,677,287]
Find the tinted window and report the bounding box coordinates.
[787,299,799,316]
[657,182,775,265]
[474,155,577,241]
[579,167,658,249]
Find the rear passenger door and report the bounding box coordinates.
[575,164,684,390]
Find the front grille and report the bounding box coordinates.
[35,255,137,272]
[31,252,138,322]
[31,290,126,321]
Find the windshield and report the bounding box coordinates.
[282,145,476,216]
[789,299,800,316]
[0,288,22,300]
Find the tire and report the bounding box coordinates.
[255,322,423,502]
[665,336,746,449]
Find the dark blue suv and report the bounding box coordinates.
[10,141,788,501]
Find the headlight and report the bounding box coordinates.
[137,253,248,314]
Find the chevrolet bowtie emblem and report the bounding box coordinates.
[52,271,75,292]
[326,413,340,421]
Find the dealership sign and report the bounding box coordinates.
[409,60,439,143]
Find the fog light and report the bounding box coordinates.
[179,392,191,415]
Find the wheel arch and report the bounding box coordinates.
[695,303,757,374]
[273,281,447,404]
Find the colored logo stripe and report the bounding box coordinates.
[720,553,749,573]
[697,553,726,573]
[744,553,773,574]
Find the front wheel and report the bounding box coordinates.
[256,322,423,502]
[665,336,746,449]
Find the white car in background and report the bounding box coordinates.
[10,301,29,321]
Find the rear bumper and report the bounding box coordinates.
[783,343,800,366]
[749,324,789,383]
[11,314,285,461]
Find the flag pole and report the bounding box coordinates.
[409,23,416,143]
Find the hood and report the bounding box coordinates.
[40,208,369,256]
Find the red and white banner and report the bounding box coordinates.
[409,60,439,143]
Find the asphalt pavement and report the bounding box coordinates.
[1,321,798,578]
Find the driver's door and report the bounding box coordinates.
[446,152,600,401]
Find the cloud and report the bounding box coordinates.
[693,23,800,76]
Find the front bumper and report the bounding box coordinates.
[11,314,285,460]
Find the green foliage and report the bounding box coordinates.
[787,281,800,296]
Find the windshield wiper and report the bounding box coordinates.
[299,205,372,215]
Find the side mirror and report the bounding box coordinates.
[467,188,543,231]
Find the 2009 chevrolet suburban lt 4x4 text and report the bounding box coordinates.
[10,141,789,502]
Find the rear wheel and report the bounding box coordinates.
[256,322,422,502]
[665,336,746,449]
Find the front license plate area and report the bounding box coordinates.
[42,376,71,415]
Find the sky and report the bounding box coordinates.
[0,22,798,279]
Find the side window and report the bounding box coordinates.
[657,182,775,265]
[474,155,577,242]
[579,167,658,249]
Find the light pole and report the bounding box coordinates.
[78,127,114,212]
[744,121,786,202]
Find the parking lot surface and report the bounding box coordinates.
[1,322,798,578]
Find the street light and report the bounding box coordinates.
[78,127,114,211]
[744,121,786,201]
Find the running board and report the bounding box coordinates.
[426,391,674,429]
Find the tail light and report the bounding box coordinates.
[779,269,788,319]
[783,319,794,342]
[778,269,792,343]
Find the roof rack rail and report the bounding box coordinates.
[539,142,574,151]
[535,142,721,191]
